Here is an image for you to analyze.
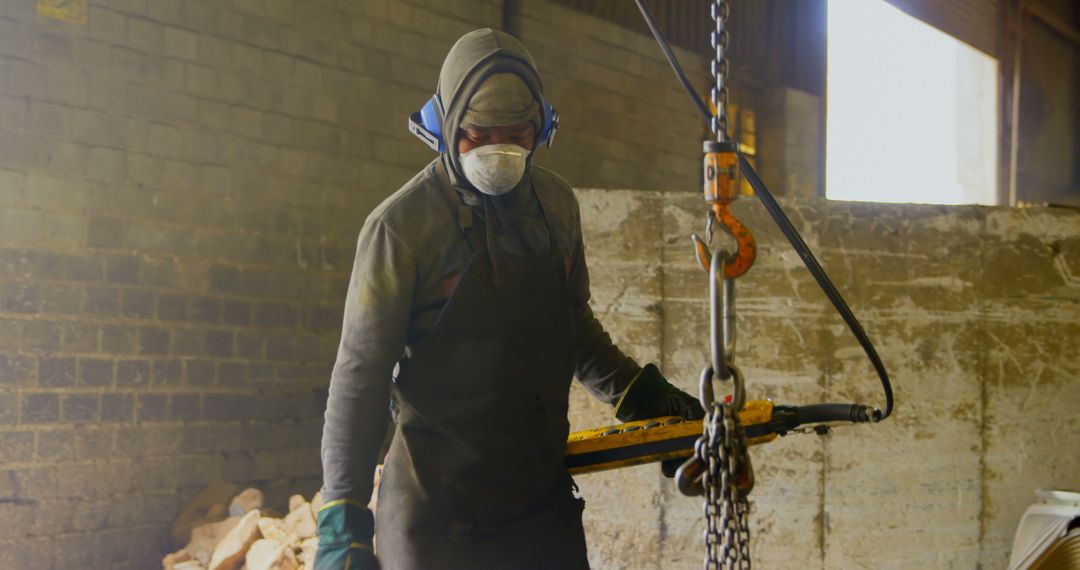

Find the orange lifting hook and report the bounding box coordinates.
[694,140,756,278]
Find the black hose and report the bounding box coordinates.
[633,0,894,421]
[794,403,877,425]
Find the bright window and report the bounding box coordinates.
[826,0,999,204]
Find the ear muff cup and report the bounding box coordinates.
[419,94,446,147]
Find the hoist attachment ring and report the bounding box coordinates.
[709,248,736,380]
[698,362,746,414]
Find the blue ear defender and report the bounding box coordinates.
[408,94,446,152]
[538,99,558,149]
[408,93,559,153]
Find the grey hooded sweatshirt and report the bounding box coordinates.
[320,28,642,507]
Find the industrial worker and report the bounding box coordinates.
[315,29,703,570]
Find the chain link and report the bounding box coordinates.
[704,2,747,565]
[698,400,750,570]
[709,0,730,142]
[702,1,749,567]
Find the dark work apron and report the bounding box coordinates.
[375,164,589,570]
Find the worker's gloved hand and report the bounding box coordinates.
[614,363,705,423]
[315,499,380,570]
[614,364,705,479]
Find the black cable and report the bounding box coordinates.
[633,0,893,421]
[740,157,893,420]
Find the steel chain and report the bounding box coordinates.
[709,0,730,142]
[698,399,750,570]
[736,486,751,566]
[701,0,749,567]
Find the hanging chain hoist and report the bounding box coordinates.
[584,1,900,569]
[685,1,754,568]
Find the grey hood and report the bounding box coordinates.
[436,28,546,191]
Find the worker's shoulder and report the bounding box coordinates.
[364,160,454,245]
[530,165,581,221]
[366,160,440,222]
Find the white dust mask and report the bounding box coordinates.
[459,143,530,196]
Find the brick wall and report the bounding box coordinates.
[0,0,496,567]
[0,0,717,567]
[522,1,709,193]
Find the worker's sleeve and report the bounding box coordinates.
[321,217,417,503]
[567,199,643,404]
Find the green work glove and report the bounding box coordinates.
[613,364,705,423]
[614,364,705,478]
[315,499,379,570]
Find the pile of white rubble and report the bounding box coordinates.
[162,483,324,570]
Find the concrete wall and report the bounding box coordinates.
[573,189,1080,569]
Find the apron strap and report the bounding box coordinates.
[530,176,562,259]
[435,160,485,253]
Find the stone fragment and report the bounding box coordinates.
[206,502,228,520]
[298,537,318,568]
[229,487,265,516]
[283,501,316,543]
[257,517,289,545]
[288,494,305,513]
[245,539,299,570]
[172,481,240,548]
[258,507,285,519]
[187,516,241,566]
[208,510,262,570]
[163,548,192,570]
[369,465,383,510]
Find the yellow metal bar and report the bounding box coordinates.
[565,400,777,475]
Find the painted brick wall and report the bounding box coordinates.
[0,0,712,567]
[521,1,709,193]
[0,0,502,567]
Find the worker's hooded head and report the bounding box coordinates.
[436,29,547,195]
